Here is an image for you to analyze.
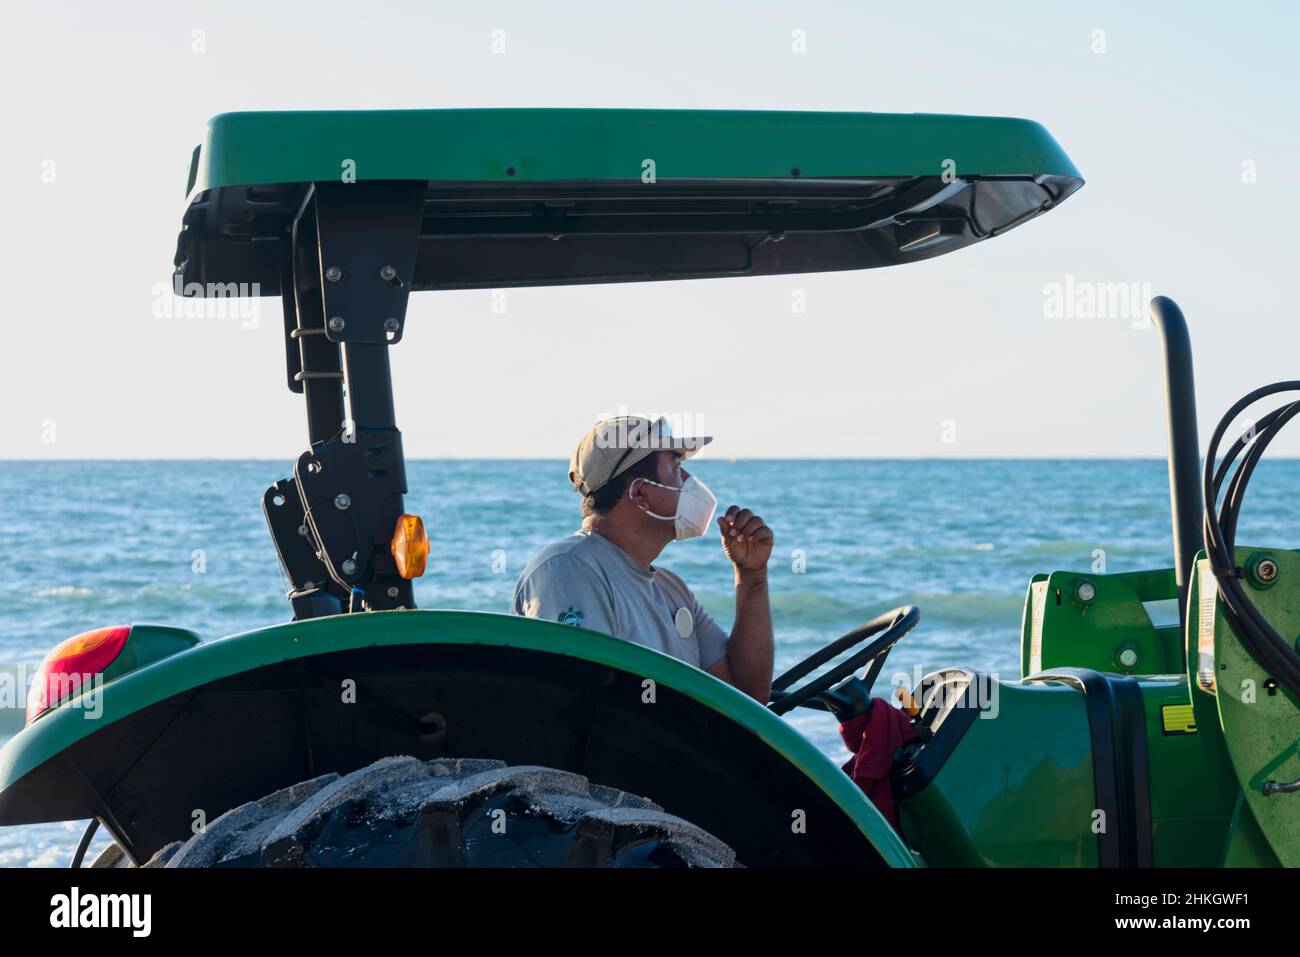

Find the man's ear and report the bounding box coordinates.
[626,475,666,519]
[625,475,648,509]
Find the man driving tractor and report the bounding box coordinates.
[510,415,774,703]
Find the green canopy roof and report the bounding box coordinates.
[175,108,1083,292]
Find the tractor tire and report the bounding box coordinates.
[113,756,738,868]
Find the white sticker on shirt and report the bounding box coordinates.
[674,606,694,639]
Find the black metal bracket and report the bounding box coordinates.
[261,479,342,620]
[316,181,425,347]
[263,180,428,616]
[293,429,413,609]
[1024,668,1153,868]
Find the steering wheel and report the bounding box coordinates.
[767,606,919,716]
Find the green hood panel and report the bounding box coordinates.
[0,610,914,867]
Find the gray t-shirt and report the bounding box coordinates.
[510,529,731,669]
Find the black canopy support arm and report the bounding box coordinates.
[264,180,429,617]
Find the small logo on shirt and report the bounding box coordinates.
[558,606,584,627]
[674,607,694,639]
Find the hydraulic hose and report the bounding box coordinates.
[1202,381,1300,700]
[70,817,99,868]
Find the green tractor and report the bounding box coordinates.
[2,109,1296,868]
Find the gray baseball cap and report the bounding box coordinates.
[569,415,712,496]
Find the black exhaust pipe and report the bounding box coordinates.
[1149,296,1203,647]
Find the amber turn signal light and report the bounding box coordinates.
[390,514,429,579]
[894,684,920,718]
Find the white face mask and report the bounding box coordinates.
[631,475,718,541]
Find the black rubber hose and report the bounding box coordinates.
[70,818,99,869]
[1222,403,1300,545]
[1220,405,1294,545]
[1219,409,1300,662]
[1202,382,1300,699]
[1222,458,1300,691]
[1203,393,1300,692]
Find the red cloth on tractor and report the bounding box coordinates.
[838,698,918,827]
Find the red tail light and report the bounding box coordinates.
[26,625,131,724]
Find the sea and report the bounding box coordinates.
[1,458,1295,866]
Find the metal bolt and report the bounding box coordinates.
[1075,580,1097,603]
[1118,647,1138,668]
[327,316,345,333]
[380,265,397,281]
[334,493,351,510]
[297,524,308,537]
[387,586,400,598]
[325,266,343,282]
[383,317,400,334]
[1245,551,1280,589]
[341,559,358,576]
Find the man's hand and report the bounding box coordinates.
[711,505,775,703]
[718,505,773,573]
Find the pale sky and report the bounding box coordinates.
[3,0,1298,459]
